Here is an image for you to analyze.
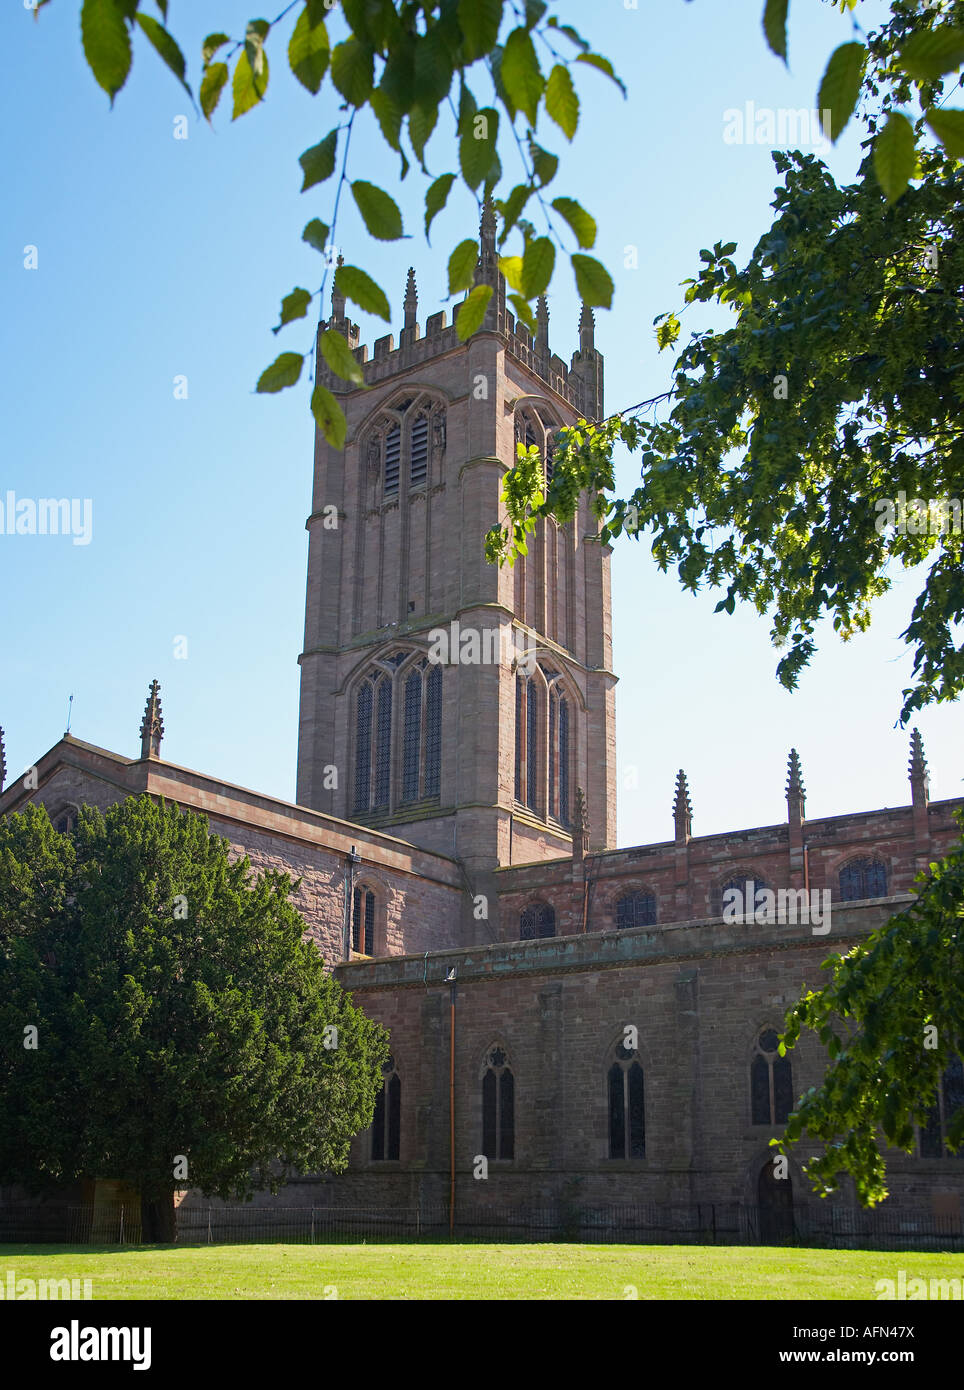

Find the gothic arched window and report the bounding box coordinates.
[839,858,888,901]
[616,892,657,930]
[368,396,445,502]
[919,1057,964,1159]
[608,1037,645,1159]
[482,1045,514,1161]
[719,875,770,918]
[520,902,555,940]
[751,1027,794,1125]
[353,654,443,818]
[515,665,575,829]
[371,1055,401,1161]
[352,886,375,955]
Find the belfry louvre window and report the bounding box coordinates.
[608,1038,645,1159]
[410,414,428,486]
[839,858,888,901]
[482,1046,514,1161]
[383,425,401,495]
[919,1057,964,1159]
[371,1056,401,1161]
[353,654,443,816]
[370,397,444,500]
[352,887,375,955]
[751,1028,793,1125]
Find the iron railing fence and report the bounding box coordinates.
[1,1201,961,1250]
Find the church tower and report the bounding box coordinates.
[296,211,617,932]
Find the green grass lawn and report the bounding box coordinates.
[2,1242,963,1299]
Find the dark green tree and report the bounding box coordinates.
[775,812,964,1206]
[0,796,388,1241]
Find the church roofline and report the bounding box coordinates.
[0,735,463,883]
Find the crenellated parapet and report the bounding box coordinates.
[316,209,604,419]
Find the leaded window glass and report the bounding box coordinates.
[839,858,888,901]
[371,1056,400,1161]
[425,665,442,798]
[519,902,555,940]
[352,887,375,955]
[608,1038,645,1159]
[751,1028,793,1125]
[402,668,422,803]
[374,678,392,809]
[482,1046,514,1161]
[353,682,373,813]
[616,892,657,930]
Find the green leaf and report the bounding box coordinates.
[762,0,789,62]
[521,237,555,297]
[525,0,547,29]
[413,28,454,109]
[244,19,269,79]
[331,38,374,105]
[499,255,523,292]
[302,219,330,254]
[319,328,365,386]
[900,27,964,82]
[571,253,613,309]
[81,0,132,104]
[202,32,230,66]
[575,52,626,96]
[311,381,348,449]
[817,42,866,142]
[232,49,269,119]
[409,104,438,167]
[299,129,338,191]
[489,45,514,120]
[256,352,304,393]
[874,111,917,202]
[925,106,964,158]
[425,173,456,242]
[529,138,558,186]
[501,28,544,127]
[448,238,479,294]
[200,62,229,120]
[551,196,596,248]
[458,0,502,60]
[135,14,192,98]
[370,88,403,150]
[335,263,391,321]
[498,183,533,242]
[545,64,578,139]
[655,312,681,350]
[546,18,589,53]
[509,294,538,335]
[273,287,312,334]
[456,284,494,340]
[459,106,500,190]
[351,181,404,240]
[288,6,330,94]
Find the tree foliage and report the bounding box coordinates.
[45,0,620,445]
[0,796,388,1239]
[487,0,964,724]
[775,812,964,1206]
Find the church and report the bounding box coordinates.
[2,209,962,1242]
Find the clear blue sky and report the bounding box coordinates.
[2,0,959,846]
